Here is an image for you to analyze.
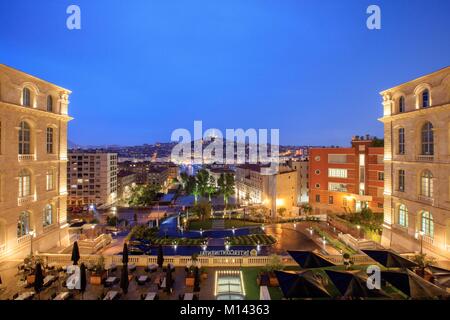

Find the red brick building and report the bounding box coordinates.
[309,136,384,214]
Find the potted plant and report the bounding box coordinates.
[412,253,435,279]
[90,256,107,285]
[342,253,354,270]
[200,266,208,280]
[259,254,284,287]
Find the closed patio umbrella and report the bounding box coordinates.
[120,265,129,295]
[381,269,449,299]
[79,263,87,300]
[34,263,44,299]
[165,265,173,293]
[362,249,417,269]
[122,243,129,265]
[325,270,389,299]
[71,241,80,265]
[275,270,331,299]
[428,265,450,288]
[287,250,336,269]
[157,245,164,269]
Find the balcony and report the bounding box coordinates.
[18,154,36,161]
[17,195,35,206]
[418,195,434,205]
[416,154,434,162]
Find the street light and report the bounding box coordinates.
[29,230,36,256]
[419,230,425,254]
[356,225,361,240]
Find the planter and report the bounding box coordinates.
[269,274,279,287]
[90,271,107,285]
[201,272,208,280]
[27,275,35,285]
[185,277,195,287]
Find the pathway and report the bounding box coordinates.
[212,219,225,230]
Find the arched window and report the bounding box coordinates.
[420,170,433,198]
[422,89,430,108]
[18,121,31,155]
[399,96,405,113]
[398,204,408,227]
[398,128,405,154]
[18,169,31,198]
[22,88,31,107]
[421,211,434,237]
[43,204,53,227]
[17,211,30,238]
[46,127,54,154]
[47,95,53,112]
[421,122,434,155]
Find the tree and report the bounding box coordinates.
[301,203,313,216]
[128,184,160,207]
[196,169,210,196]
[412,253,435,277]
[186,176,200,204]
[205,176,216,202]
[192,200,211,221]
[277,207,287,218]
[218,173,235,219]
[180,172,189,190]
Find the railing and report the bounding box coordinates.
[18,154,35,161]
[17,234,31,245]
[418,195,434,205]
[17,195,35,206]
[37,253,379,268]
[416,155,434,162]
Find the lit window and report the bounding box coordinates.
[17,211,30,238]
[43,204,53,227]
[46,170,54,191]
[328,183,347,192]
[398,170,405,192]
[398,204,408,227]
[328,168,348,178]
[421,211,434,237]
[18,169,31,197]
[378,172,384,181]
[46,127,54,154]
[420,170,433,198]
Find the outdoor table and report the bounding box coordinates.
[104,291,119,300]
[53,292,70,300]
[144,292,157,300]
[43,275,56,287]
[15,292,35,300]
[184,293,194,300]
[137,275,148,285]
[105,277,118,287]
[146,264,158,272]
[128,263,136,272]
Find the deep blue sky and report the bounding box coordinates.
[1,0,449,146]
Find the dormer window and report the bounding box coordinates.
[422,89,430,108]
[22,88,31,107]
[398,96,405,113]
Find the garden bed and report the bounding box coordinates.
[227,234,276,246]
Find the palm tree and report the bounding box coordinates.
[180,172,189,190]
[218,173,235,219]
[196,169,210,197]
[205,176,216,202]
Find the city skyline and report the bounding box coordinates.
[1,1,450,146]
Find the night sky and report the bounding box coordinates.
[1,0,449,146]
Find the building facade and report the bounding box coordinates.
[309,137,384,215]
[235,164,298,218]
[380,66,450,259]
[0,64,71,260]
[287,159,310,204]
[117,171,136,202]
[67,152,118,208]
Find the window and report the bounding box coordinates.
[398,128,405,154]
[421,122,434,155]
[315,183,320,189]
[398,170,405,192]
[47,95,53,112]
[22,88,31,107]
[46,170,54,191]
[328,196,333,204]
[328,182,347,192]
[315,194,320,203]
[18,169,31,197]
[43,204,53,227]
[18,121,31,154]
[422,90,430,108]
[378,172,384,181]
[421,211,434,237]
[399,96,405,113]
[398,204,408,227]
[328,154,347,164]
[328,168,348,178]
[17,211,30,238]
[420,170,433,198]
[315,169,321,175]
[46,127,54,154]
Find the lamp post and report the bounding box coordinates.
[356,225,361,240]
[419,230,425,255]
[29,230,36,256]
